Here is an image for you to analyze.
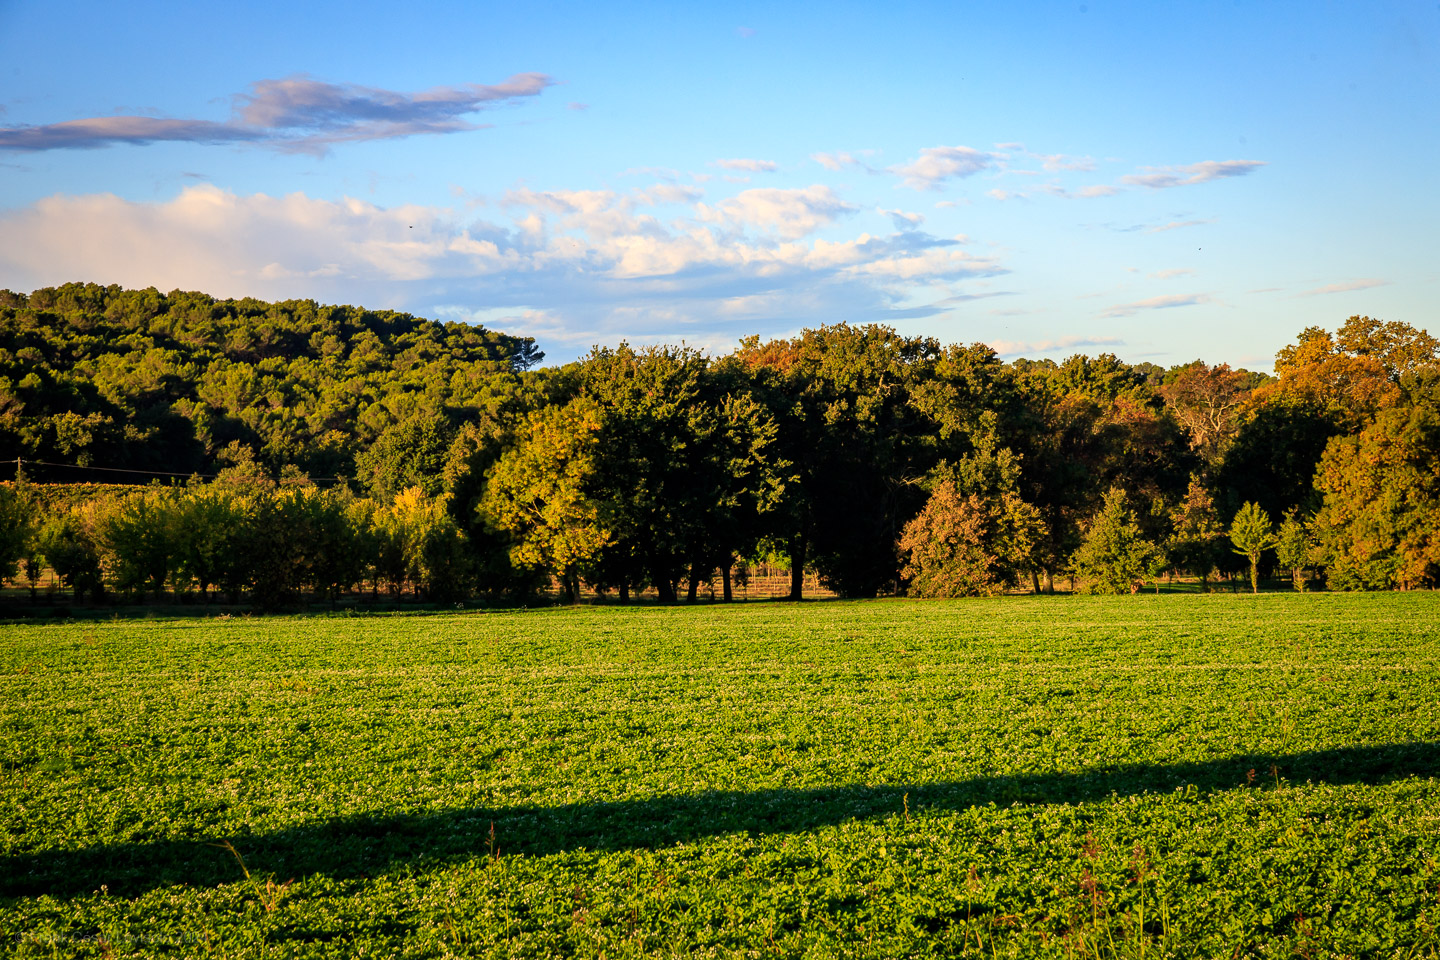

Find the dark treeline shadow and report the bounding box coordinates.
[4,741,1436,900]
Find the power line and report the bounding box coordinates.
[9,457,340,484]
[15,458,219,479]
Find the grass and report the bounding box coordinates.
[1,593,1438,957]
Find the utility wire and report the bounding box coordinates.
[8,457,340,484]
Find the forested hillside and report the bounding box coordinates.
[1,282,1437,604]
[0,283,542,481]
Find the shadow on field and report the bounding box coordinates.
[4,740,1437,899]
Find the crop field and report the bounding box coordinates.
[2,595,1439,958]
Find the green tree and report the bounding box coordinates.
[577,345,718,603]
[1070,487,1164,594]
[171,487,248,599]
[1275,510,1313,592]
[39,506,106,601]
[379,487,472,603]
[1166,477,1226,588]
[480,398,610,602]
[1229,501,1277,594]
[102,490,180,600]
[0,485,36,584]
[355,411,455,500]
[737,324,942,599]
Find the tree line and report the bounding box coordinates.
[1,282,1437,605]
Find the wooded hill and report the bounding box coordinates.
[0,283,541,482]
[1,282,1437,603]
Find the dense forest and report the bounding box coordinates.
[1,282,1437,606]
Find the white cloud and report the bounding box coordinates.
[989,335,1124,357]
[1150,268,1196,279]
[846,246,1002,282]
[1294,278,1390,297]
[696,185,855,239]
[889,145,995,190]
[1034,152,1096,172]
[0,183,1007,359]
[1101,293,1214,317]
[877,206,924,230]
[1148,219,1211,233]
[1120,160,1266,189]
[712,158,778,172]
[811,150,872,171]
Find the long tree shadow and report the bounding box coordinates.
[4,741,1437,900]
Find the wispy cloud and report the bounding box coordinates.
[712,158,778,172]
[1148,218,1211,233]
[889,145,995,190]
[811,150,874,171]
[1101,293,1214,317]
[1032,152,1096,172]
[989,335,1124,357]
[1120,159,1266,189]
[1294,278,1390,297]
[877,207,924,230]
[0,73,554,154]
[1150,268,1196,279]
[0,116,262,151]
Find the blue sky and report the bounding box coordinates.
[1,1,1435,368]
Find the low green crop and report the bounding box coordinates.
[2,594,1438,957]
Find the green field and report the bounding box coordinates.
[2,595,1439,958]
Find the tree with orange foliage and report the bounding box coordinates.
[1160,361,1253,461]
[1312,370,1440,590]
[1259,316,1438,427]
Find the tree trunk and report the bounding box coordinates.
[652,565,677,603]
[687,563,701,602]
[619,582,630,604]
[788,534,806,601]
[1250,561,1259,594]
[722,564,733,602]
[1031,571,1041,595]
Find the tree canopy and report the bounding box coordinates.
[4,287,1437,601]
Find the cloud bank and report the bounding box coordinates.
[0,184,1005,352]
